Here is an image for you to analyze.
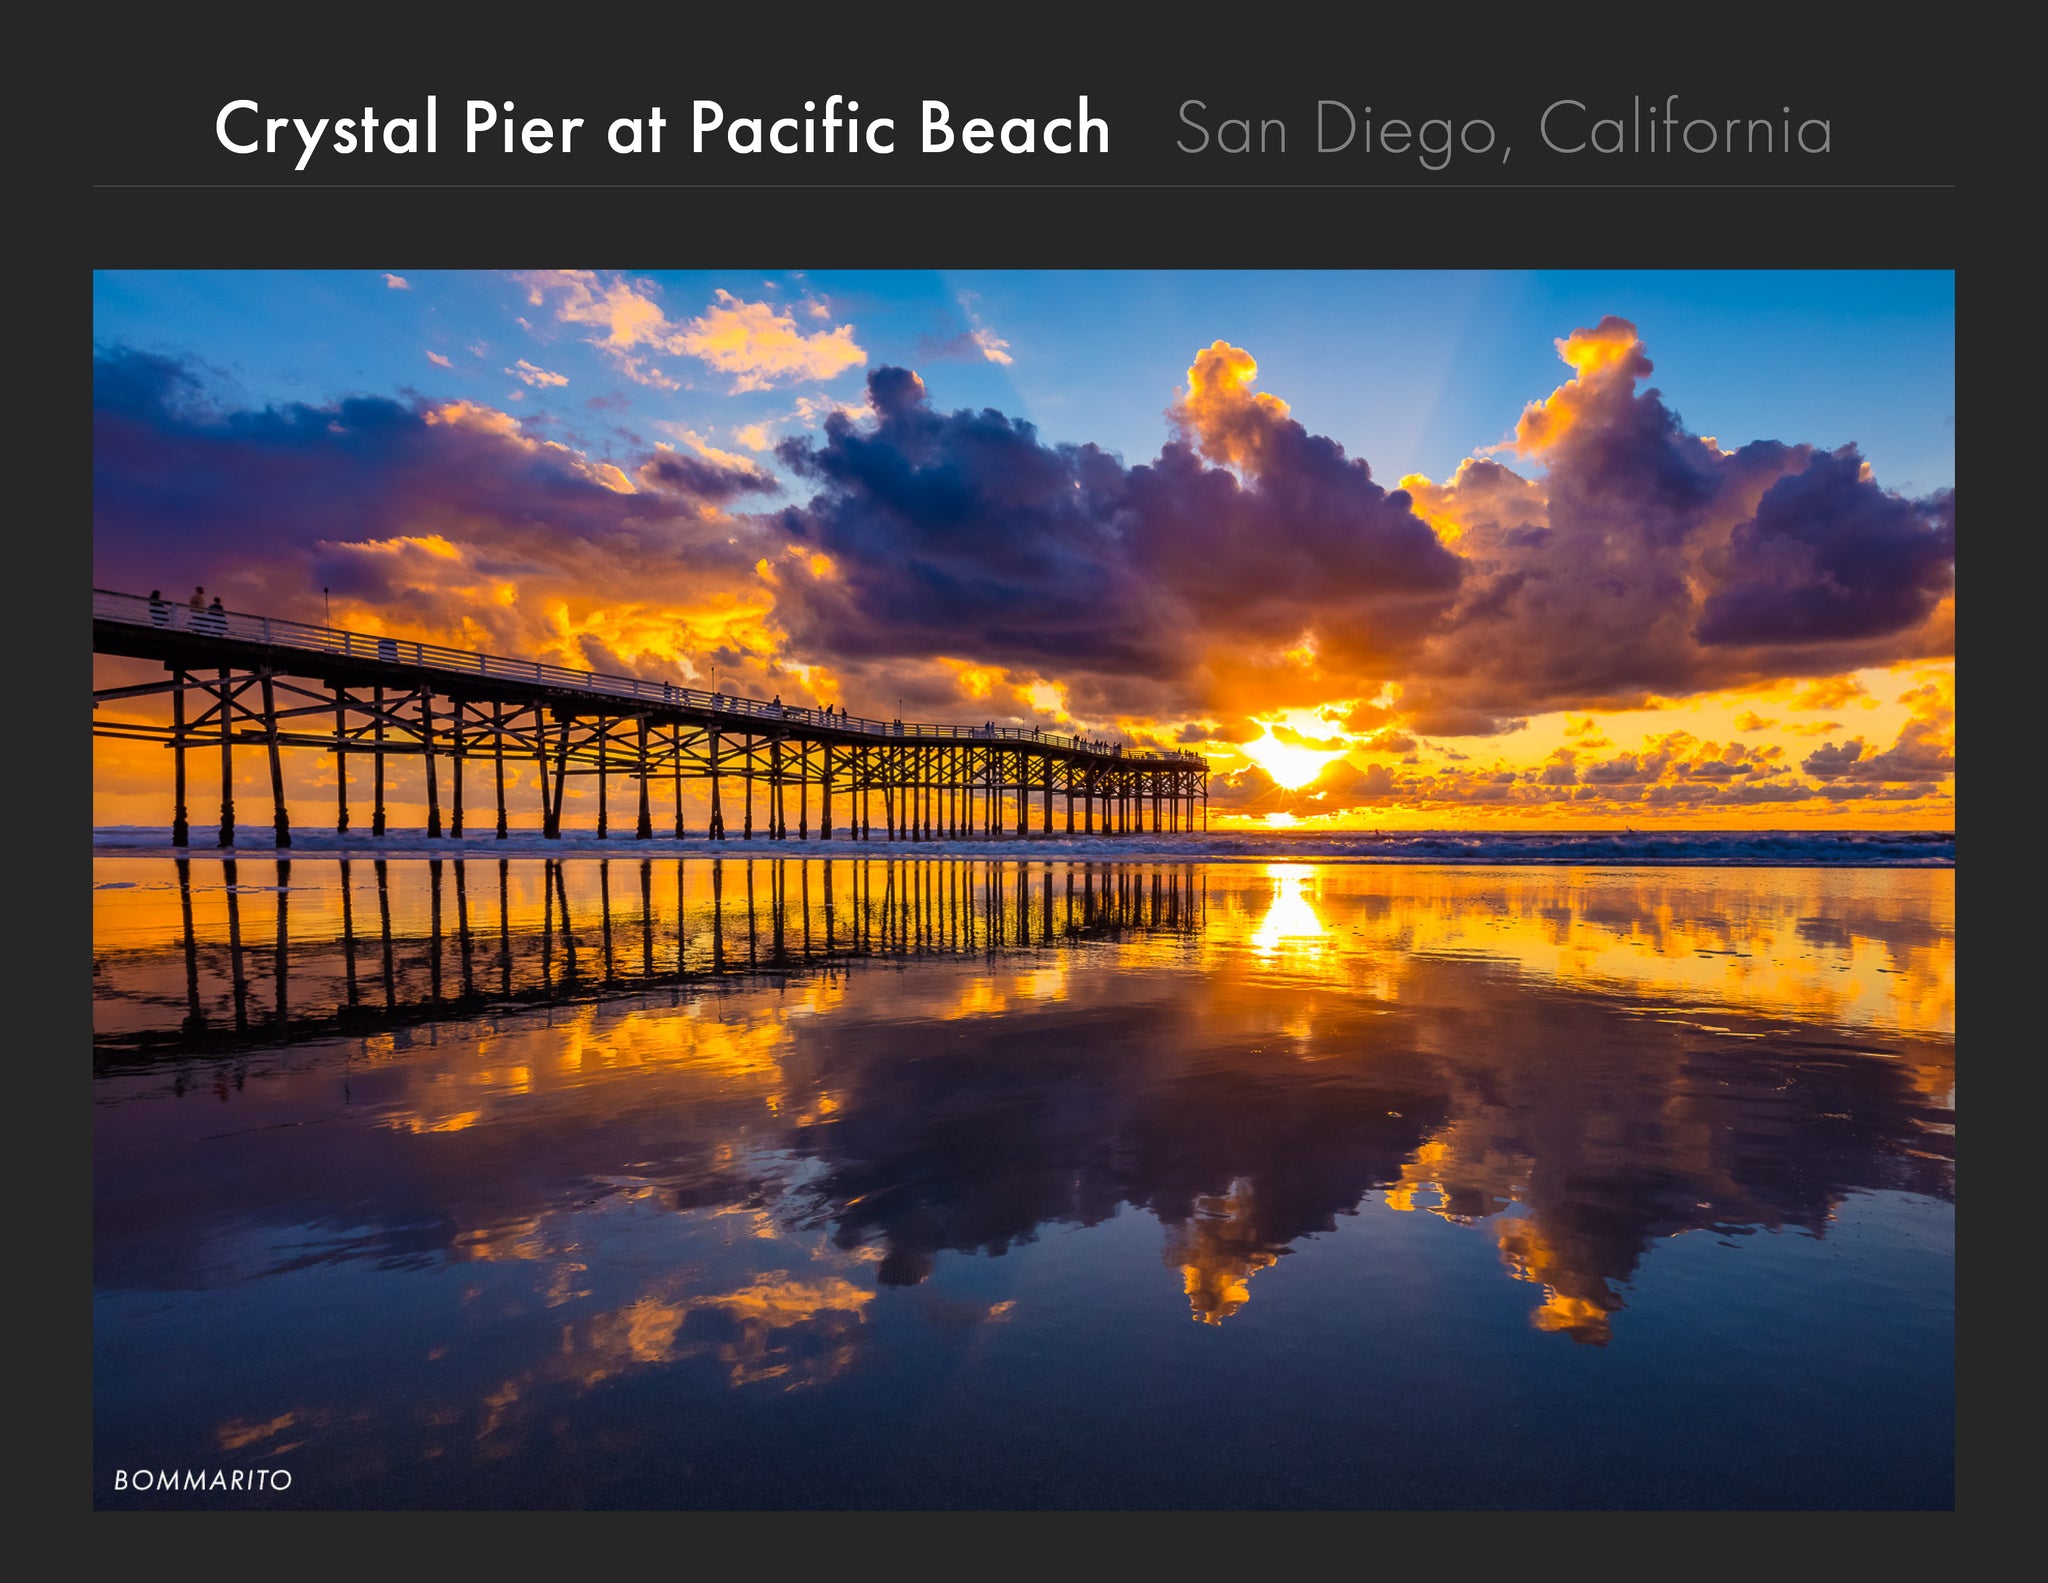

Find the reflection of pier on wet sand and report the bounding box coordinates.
[93,857,1955,1507]
[93,856,1203,1062]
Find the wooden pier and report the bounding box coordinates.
[92,589,1210,847]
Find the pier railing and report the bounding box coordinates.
[94,589,1202,766]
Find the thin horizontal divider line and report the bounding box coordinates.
[92,182,1959,190]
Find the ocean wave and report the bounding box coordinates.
[90,826,1954,867]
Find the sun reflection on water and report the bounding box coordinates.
[92,853,1953,1500]
[1251,863,1330,961]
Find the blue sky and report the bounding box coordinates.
[92,269,1954,498]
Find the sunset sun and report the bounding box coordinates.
[1240,728,1349,790]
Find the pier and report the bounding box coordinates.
[92,589,1210,848]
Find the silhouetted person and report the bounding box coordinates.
[200,595,227,636]
[148,589,170,627]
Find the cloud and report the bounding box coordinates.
[518,272,866,393]
[791,394,868,427]
[757,323,1953,779]
[92,347,792,696]
[1800,677,1953,783]
[675,290,867,392]
[519,270,667,349]
[1695,453,1953,646]
[382,273,410,290]
[765,356,1461,714]
[970,326,1014,365]
[426,351,453,368]
[1394,318,1954,725]
[637,447,779,506]
[1784,676,1874,711]
[92,311,1958,818]
[916,327,1016,365]
[651,424,767,477]
[507,359,569,388]
[918,293,1014,366]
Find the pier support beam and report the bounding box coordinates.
[493,703,508,839]
[536,716,557,838]
[672,722,685,840]
[217,667,235,848]
[171,669,189,847]
[422,691,442,839]
[636,716,653,840]
[333,685,348,836]
[372,685,387,837]
[449,697,465,838]
[547,715,570,839]
[707,729,726,840]
[261,671,290,848]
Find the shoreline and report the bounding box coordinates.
[91,827,1956,868]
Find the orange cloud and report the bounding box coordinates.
[677,290,867,393]
[1785,676,1875,711]
[1173,341,1293,470]
[1501,315,1652,456]
[519,272,867,394]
